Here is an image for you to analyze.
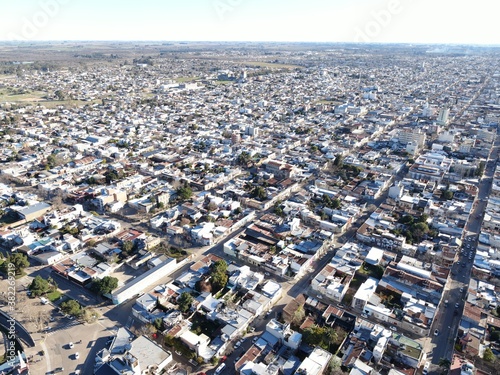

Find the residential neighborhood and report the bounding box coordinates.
[0,42,499,375]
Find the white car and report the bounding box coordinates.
[69,342,74,349]
[74,352,79,359]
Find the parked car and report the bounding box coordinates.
[434,329,439,336]
[69,342,74,349]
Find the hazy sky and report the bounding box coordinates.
[1,0,498,45]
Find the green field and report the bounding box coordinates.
[0,88,100,108]
[0,88,46,103]
[46,290,62,302]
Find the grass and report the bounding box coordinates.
[0,88,46,103]
[46,290,62,302]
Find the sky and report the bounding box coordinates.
[0,0,498,45]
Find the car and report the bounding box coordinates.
[234,341,241,349]
[423,361,430,375]
[434,329,439,336]
[69,342,74,349]
[252,337,258,343]
[444,300,449,307]
[389,326,397,332]
[220,355,227,362]
[455,303,460,308]
[459,287,464,293]
[265,311,272,318]
[44,326,51,332]
[214,363,226,375]
[234,356,241,364]
[249,327,255,333]
[74,352,79,359]
[49,316,55,322]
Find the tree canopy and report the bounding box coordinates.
[91,276,119,295]
[3,253,29,276]
[61,299,82,317]
[177,185,193,201]
[177,292,194,313]
[28,275,53,297]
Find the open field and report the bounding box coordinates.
[175,76,200,83]
[0,88,46,103]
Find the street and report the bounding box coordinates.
[428,133,499,374]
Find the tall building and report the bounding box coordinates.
[398,128,426,148]
[436,107,450,125]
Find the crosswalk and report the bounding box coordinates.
[45,320,81,336]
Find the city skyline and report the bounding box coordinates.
[1,0,499,46]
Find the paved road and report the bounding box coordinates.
[428,133,499,373]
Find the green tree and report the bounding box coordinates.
[325,327,338,348]
[153,318,163,331]
[438,358,451,370]
[251,186,267,200]
[333,155,344,167]
[104,169,120,184]
[237,151,251,165]
[46,154,57,168]
[211,260,228,293]
[60,299,82,317]
[178,292,194,313]
[303,325,326,348]
[28,275,52,297]
[177,185,193,201]
[91,276,119,295]
[122,240,134,254]
[3,253,29,276]
[483,347,495,362]
[291,305,305,326]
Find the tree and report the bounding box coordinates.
[291,305,305,326]
[438,358,451,370]
[333,155,344,167]
[178,292,194,313]
[483,347,495,362]
[91,276,119,295]
[237,151,251,165]
[81,308,99,324]
[303,325,325,348]
[46,154,57,168]
[29,275,52,297]
[104,169,120,184]
[122,240,134,254]
[60,299,82,317]
[251,186,267,201]
[3,253,29,276]
[324,327,338,347]
[177,185,193,201]
[211,260,228,293]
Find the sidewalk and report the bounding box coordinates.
[23,332,48,374]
